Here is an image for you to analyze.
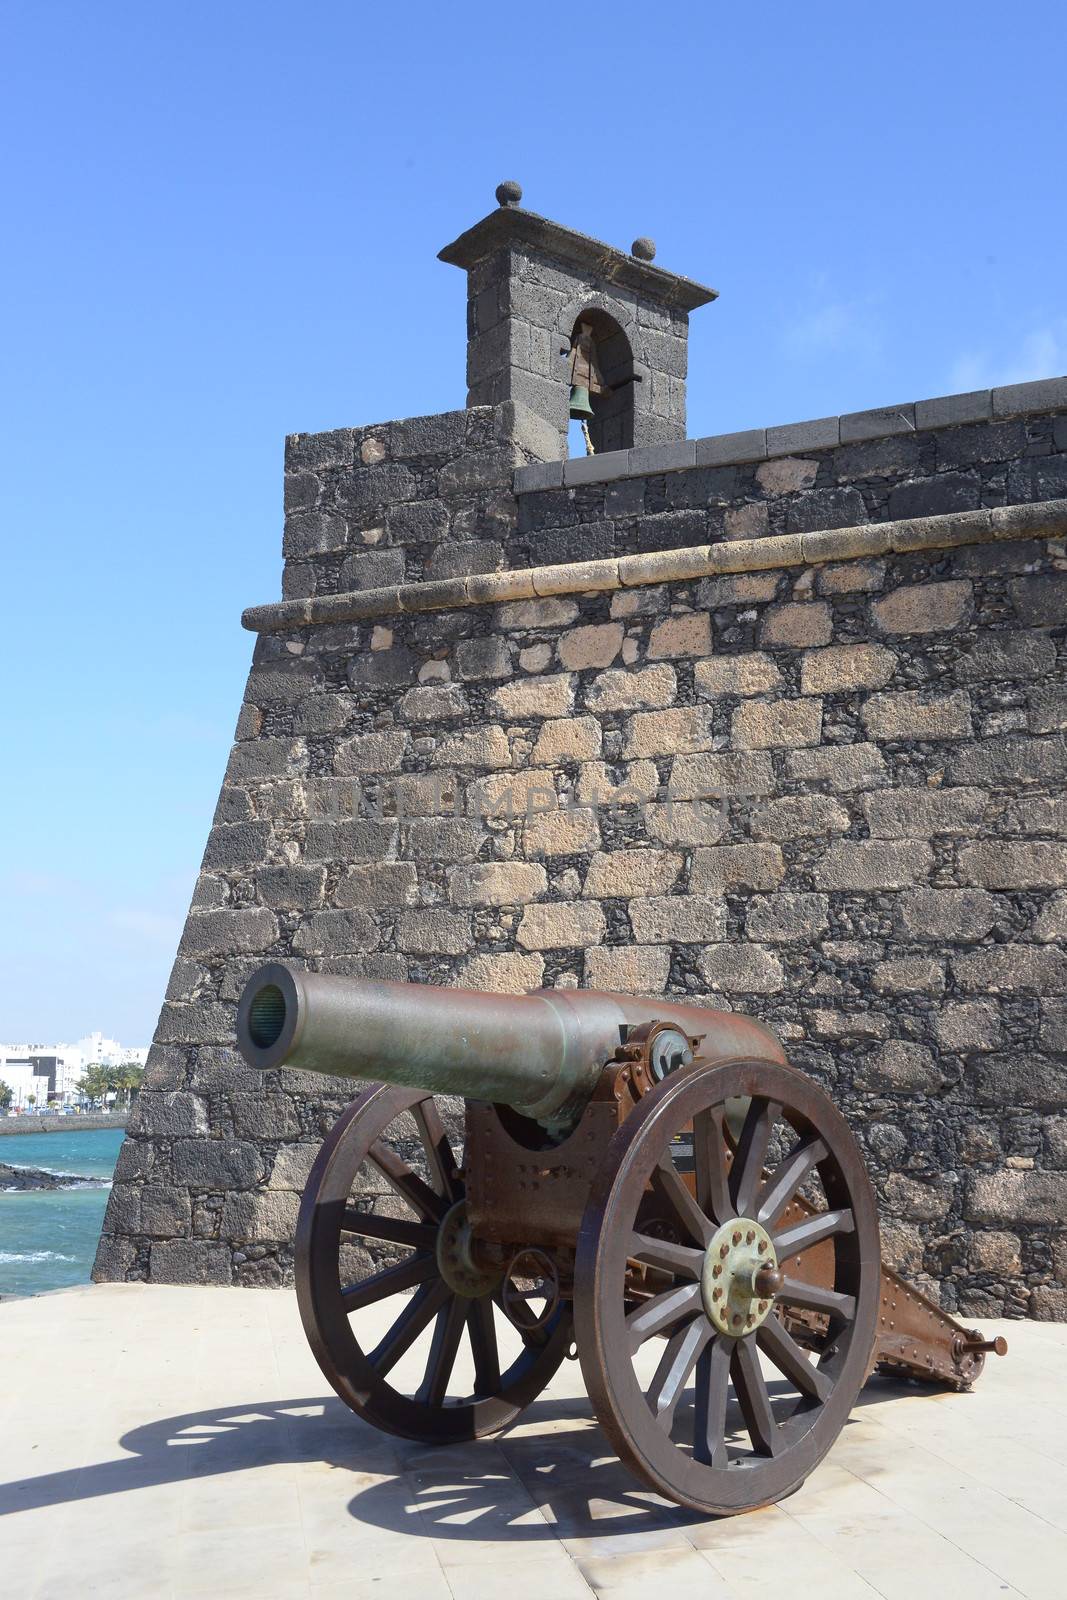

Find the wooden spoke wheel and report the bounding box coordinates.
[296,1084,572,1443]
[574,1058,880,1515]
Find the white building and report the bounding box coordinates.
[0,1033,148,1110]
[75,1032,149,1072]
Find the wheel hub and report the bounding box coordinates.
[701,1217,779,1336]
[435,1199,502,1299]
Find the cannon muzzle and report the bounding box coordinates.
[236,961,785,1128]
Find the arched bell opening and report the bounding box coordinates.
[567,309,635,457]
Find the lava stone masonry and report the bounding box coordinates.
[95,393,1067,1320]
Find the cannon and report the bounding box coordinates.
[237,963,1006,1516]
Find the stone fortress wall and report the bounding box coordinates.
[95,193,1067,1319]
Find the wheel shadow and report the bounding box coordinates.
[0,1373,954,1536]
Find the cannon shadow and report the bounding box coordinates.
[0,1373,937,1537]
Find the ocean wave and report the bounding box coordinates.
[0,1250,76,1263]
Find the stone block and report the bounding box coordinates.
[946,734,1067,787]
[956,631,1057,683]
[496,596,579,630]
[458,951,545,992]
[231,1093,302,1141]
[135,1092,209,1139]
[968,1229,1021,1274]
[690,843,785,894]
[698,572,782,607]
[871,957,945,996]
[1033,892,1067,943]
[644,799,727,847]
[854,1041,947,1095]
[523,806,601,857]
[958,841,1067,890]
[883,1172,951,1222]
[336,862,419,910]
[472,769,559,820]
[432,725,513,769]
[871,580,972,635]
[914,390,992,428]
[1009,573,1067,628]
[695,428,767,466]
[624,706,716,759]
[149,1241,232,1285]
[724,502,771,540]
[291,909,380,955]
[750,795,851,841]
[745,893,829,942]
[455,636,511,680]
[255,865,326,912]
[228,738,308,782]
[669,750,775,799]
[755,456,819,496]
[935,1000,1003,1052]
[558,623,624,670]
[335,729,409,774]
[862,690,972,741]
[628,440,696,474]
[897,888,998,942]
[303,819,399,862]
[694,655,783,698]
[585,944,671,991]
[1030,687,1067,736]
[786,744,887,790]
[965,1169,1067,1224]
[395,909,472,955]
[180,908,278,959]
[269,1143,320,1192]
[139,1186,193,1239]
[839,402,917,442]
[863,787,988,838]
[585,664,676,712]
[531,716,602,765]
[647,613,713,659]
[760,603,833,649]
[991,375,1067,416]
[800,644,896,695]
[490,674,574,721]
[222,1189,301,1245]
[517,901,605,950]
[814,840,932,890]
[765,416,839,455]
[698,944,784,993]
[629,896,727,944]
[514,460,564,493]
[173,1140,265,1192]
[399,684,470,722]
[582,849,682,899]
[448,862,547,906]
[816,559,886,595]
[732,698,822,750]
[953,946,1067,993]
[562,449,629,486]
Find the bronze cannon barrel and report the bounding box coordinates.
[236,961,786,1127]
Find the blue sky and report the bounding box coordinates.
[2,1,1064,1043]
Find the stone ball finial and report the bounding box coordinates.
[496,180,523,208]
[632,236,656,262]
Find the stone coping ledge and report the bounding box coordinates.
[514,376,1067,494]
[242,498,1067,634]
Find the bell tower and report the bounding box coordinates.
[439,182,717,459]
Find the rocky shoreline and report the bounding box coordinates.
[0,1162,102,1192]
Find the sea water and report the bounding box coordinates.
[0,1128,125,1296]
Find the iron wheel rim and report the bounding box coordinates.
[295,1083,572,1443]
[574,1057,880,1515]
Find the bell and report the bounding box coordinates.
[569,384,594,420]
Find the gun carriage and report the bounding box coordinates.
[237,963,1006,1516]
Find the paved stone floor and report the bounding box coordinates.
[0,1285,1064,1599]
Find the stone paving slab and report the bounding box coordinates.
[0,1285,1064,1600]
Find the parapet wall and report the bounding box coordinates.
[95,386,1067,1319]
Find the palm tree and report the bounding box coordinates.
[0,1081,12,1112]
